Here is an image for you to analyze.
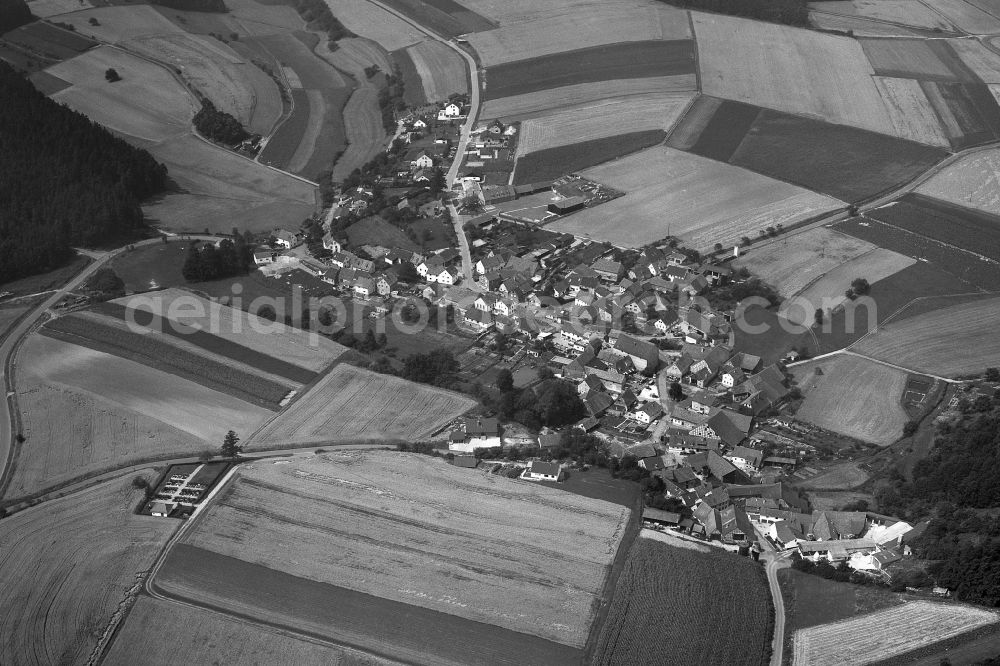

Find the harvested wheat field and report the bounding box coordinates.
[781,249,916,326]
[733,228,879,298]
[253,363,474,446]
[322,0,423,50]
[481,76,697,120]
[20,335,271,443]
[517,93,694,154]
[929,0,1000,34]
[860,38,975,81]
[104,596,390,666]
[47,45,197,142]
[548,146,842,250]
[793,601,999,666]
[950,38,1000,83]
[57,5,185,42]
[401,39,467,103]
[171,451,628,652]
[852,297,1000,377]
[917,146,1000,215]
[874,76,951,147]
[791,354,909,445]
[0,473,175,665]
[693,13,899,138]
[809,1,954,30]
[467,2,691,65]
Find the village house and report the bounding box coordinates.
[322,233,341,254]
[253,249,276,265]
[633,401,664,424]
[438,102,463,120]
[449,417,501,453]
[614,334,659,372]
[353,276,375,299]
[272,228,298,249]
[522,460,562,481]
[726,445,763,474]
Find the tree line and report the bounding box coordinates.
[285,0,353,47]
[657,0,808,26]
[0,62,168,285]
[193,99,249,145]
[151,0,227,11]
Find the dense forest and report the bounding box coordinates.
[150,0,227,12]
[0,0,33,32]
[193,99,248,145]
[658,0,809,26]
[874,388,1000,605]
[0,62,167,284]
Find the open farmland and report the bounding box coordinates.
[105,596,390,666]
[592,538,772,665]
[156,451,629,663]
[484,40,694,101]
[320,0,423,50]
[730,109,947,202]
[112,288,346,372]
[852,297,1000,377]
[47,45,198,142]
[395,39,467,104]
[951,38,1000,83]
[780,249,916,326]
[917,147,1000,215]
[920,80,1000,149]
[56,5,185,42]
[20,334,271,443]
[517,93,693,154]
[481,76,696,120]
[809,1,954,30]
[466,2,691,65]
[513,130,666,185]
[253,364,474,445]
[142,134,317,233]
[874,76,952,147]
[867,193,1000,260]
[808,11,946,37]
[548,146,842,250]
[0,474,175,664]
[732,228,880,298]
[793,601,998,665]
[860,38,977,81]
[380,0,497,37]
[25,0,93,17]
[927,0,1000,34]
[791,354,909,445]
[692,14,903,138]
[1,20,96,62]
[43,314,291,408]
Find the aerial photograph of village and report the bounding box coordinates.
[2,0,1000,663]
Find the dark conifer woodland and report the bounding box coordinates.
[0,62,168,284]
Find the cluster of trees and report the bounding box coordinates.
[85,267,125,301]
[337,328,388,354]
[181,236,253,282]
[401,348,460,388]
[0,0,33,32]
[193,99,249,145]
[151,0,227,12]
[845,277,871,300]
[377,70,405,133]
[658,0,808,26]
[493,374,586,430]
[708,276,781,310]
[0,62,168,285]
[286,0,353,46]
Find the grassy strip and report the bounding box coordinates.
[41,316,287,410]
[512,130,665,185]
[93,302,317,385]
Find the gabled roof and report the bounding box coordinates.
[615,334,659,366]
[451,455,479,468]
[528,460,560,476]
[706,450,740,481]
[584,391,614,416]
[465,417,500,436]
[810,511,867,541]
[728,445,763,467]
[704,409,752,447]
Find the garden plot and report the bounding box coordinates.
[517,93,693,154]
[481,76,697,120]
[852,297,1000,377]
[47,45,198,142]
[733,227,880,298]
[467,2,691,66]
[171,451,629,651]
[917,146,1000,215]
[809,1,954,30]
[793,601,998,665]
[791,354,909,446]
[0,474,175,665]
[547,146,842,250]
[104,597,389,666]
[693,13,899,138]
[252,363,475,446]
[20,334,271,443]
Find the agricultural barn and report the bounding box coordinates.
[547,196,586,215]
[643,507,681,527]
[615,334,660,371]
[522,460,562,481]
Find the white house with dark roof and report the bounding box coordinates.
[522,460,562,481]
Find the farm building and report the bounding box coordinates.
[615,334,659,371]
[643,507,681,527]
[547,196,586,215]
[522,460,562,481]
[150,502,174,517]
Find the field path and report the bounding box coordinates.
[765,551,792,666]
[786,348,963,384]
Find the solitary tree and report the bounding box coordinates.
[104,68,121,82]
[496,368,514,393]
[814,308,824,327]
[668,381,684,402]
[221,430,242,458]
